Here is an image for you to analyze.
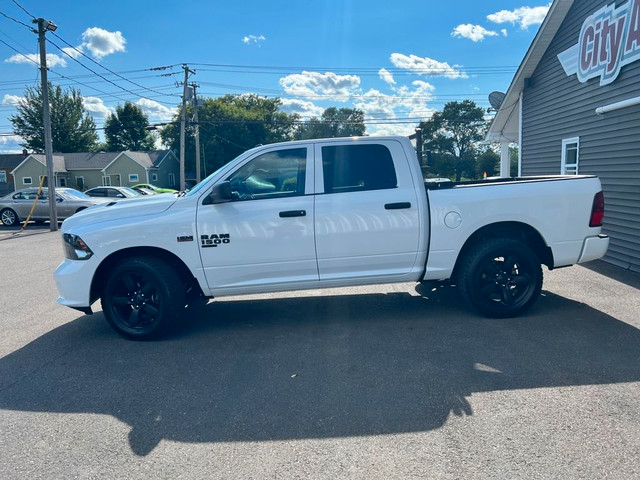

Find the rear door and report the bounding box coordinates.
[198,145,318,292]
[314,139,421,281]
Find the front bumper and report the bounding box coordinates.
[577,234,609,263]
[54,258,97,309]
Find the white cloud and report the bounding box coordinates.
[390,53,468,79]
[82,27,126,59]
[0,135,24,154]
[278,98,325,118]
[279,71,361,101]
[378,68,396,85]
[5,53,67,68]
[354,80,436,136]
[61,45,84,59]
[501,29,508,37]
[83,97,113,118]
[451,24,499,42]
[135,98,177,122]
[487,4,551,29]
[242,34,266,45]
[2,94,25,106]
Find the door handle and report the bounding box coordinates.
[279,210,306,218]
[385,202,411,210]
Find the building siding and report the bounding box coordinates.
[522,0,640,272]
[154,153,180,188]
[103,154,147,187]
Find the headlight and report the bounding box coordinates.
[62,233,94,260]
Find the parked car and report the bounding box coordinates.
[132,187,158,196]
[0,187,107,226]
[85,186,142,199]
[131,183,178,194]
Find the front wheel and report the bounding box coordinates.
[101,257,186,340]
[1,208,19,226]
[458,238,542,318]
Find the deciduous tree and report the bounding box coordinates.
[104,102,156,151]
[10,82,98,153]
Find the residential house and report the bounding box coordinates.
[486,0,640,272]
[0,151,29,196]
[11,150,180,191]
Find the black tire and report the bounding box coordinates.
[101,257,186,340]
[458,238,542,318]
[1,208,19,227]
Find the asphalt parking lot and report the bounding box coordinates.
[1,229,639,479]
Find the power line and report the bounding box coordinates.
[11,0,35,20]
[0,9,34,30]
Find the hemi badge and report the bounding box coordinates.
[177,235,193,242]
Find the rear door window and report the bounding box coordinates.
[321,144,397,194]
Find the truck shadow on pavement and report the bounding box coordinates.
[1,287,639,456]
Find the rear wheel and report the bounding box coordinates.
[101,257,185,340]
[458,238,542,318]
[1,208,19,226]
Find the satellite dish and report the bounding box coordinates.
[488,91,506,110]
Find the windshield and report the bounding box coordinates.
[121,187,142,197]
[184,164,229,198]
[59,189,90,200]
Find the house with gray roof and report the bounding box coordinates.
[0,151,28,196]
[10,150,179,191]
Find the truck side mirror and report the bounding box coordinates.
[203,181,233,205]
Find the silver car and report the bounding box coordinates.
[0,187,107,227]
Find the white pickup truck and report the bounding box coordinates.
[54,136,609,339]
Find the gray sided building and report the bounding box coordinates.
[487,0,640,272]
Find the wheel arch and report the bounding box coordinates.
[90,246,204,304]
[451,221,553,281]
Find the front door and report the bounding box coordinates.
[197,146,317,293]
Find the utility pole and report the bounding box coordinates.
[191,82,201,183]
[35,17,58,231]
[179,64,195,191]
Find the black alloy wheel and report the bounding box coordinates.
[102,257,185,339]
[458,238,543,318]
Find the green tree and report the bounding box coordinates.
[476,148,500,177]
[104,102,156,151]
[419,100,487,181]
[160,94,299,175]
[295,107,366,140]
[10,82,98,152]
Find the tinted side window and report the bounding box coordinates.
[322,144,397,194]
[227,148,306,201]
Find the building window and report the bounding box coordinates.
[561,137,579,175]
[23,177,32,185]
[151,173,158,182]
[128,173,139,183]
[58,177,67,187]
[76,176,84,190]
[39,175,48,186]
[0,170,6,183]
[168,173,176,186]
[102,176,111,186]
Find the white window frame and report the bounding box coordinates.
[75,176,84,190]
[23,177,32,185]
[102,176,111,186]
[0,170,6,183]
[58,177,67,187]
[128,173,139,183]
[168,173,176,186]
[151,173,158,182]
[561,137,580,175]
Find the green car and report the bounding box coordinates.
[131,183,178,194]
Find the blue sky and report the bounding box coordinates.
[0,0,551,152]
